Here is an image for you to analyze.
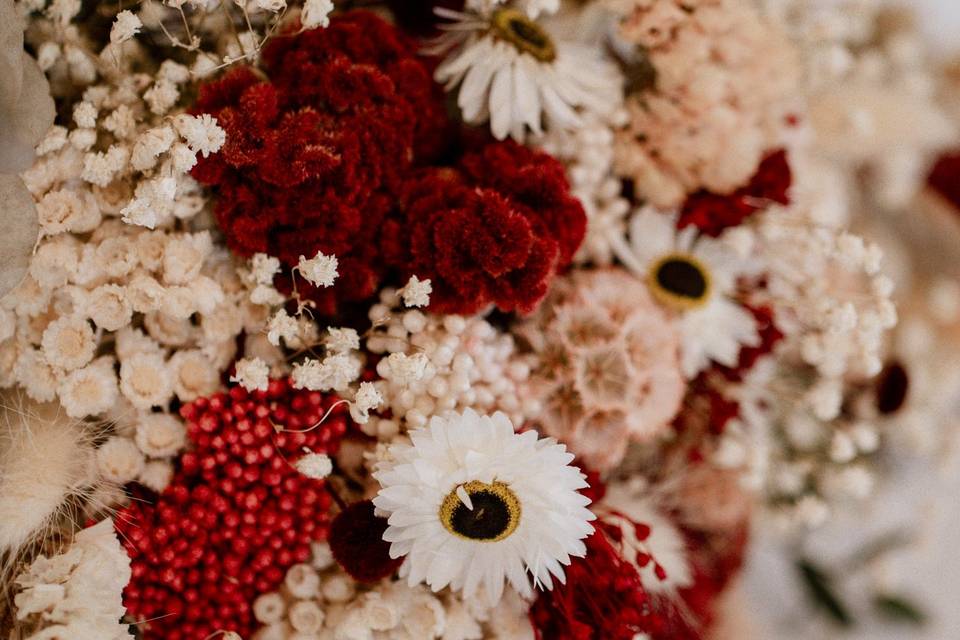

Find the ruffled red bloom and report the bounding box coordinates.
[328,499,403,583]
[114,380,351,640]
[191,11,449,315]
[381,140,587,314]
[530,515,702,640]
[928,151,960,210]
[678,149,792,237]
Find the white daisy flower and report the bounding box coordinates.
[429,7,622,141]
[373,409,595,604]
[609,207,760,378]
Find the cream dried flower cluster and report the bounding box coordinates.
[250,542,533,640]
[609,0,799,209]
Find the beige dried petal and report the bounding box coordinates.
[0,174,40,298]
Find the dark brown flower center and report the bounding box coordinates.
[875,361,909,415]
[440,481,521,542]
[492,9,556,62]
[649,254,711,309]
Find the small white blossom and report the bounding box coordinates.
[298,251,338,288]
[251,253,281,285]
[110,10,142,44]
[173,113,226,158]
[383,352,428,384]
[400,275,432,308]
[325,327,360,354]
[267,309,299,346]
[250,284,285,306]
[294,451,333,479]
[231,357,270,392]
[72,101,97,128]
[350,381,382,424]
[301,0,334,29]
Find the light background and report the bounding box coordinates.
[744,4,960,636]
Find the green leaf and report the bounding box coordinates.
[873,594,927,626]
[797,559,855,627]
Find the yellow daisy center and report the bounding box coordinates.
[440,480,521,542]
[648,253,712,310]
[491,9,556,63]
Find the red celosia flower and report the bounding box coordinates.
[717,304,783,382]
[678,149,792,237]
[928,151,960,211]
[115,380,351,640]
[530,515,702,640]
[191,11,449,315]
[381,140,587,314]
[328,499,403,583]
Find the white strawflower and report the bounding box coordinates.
[301,0,334,29]
[374,409,595,604]
[298,251,338,288]
[231,357,270,392]
[400,275,432,308]
[110,10,142,44]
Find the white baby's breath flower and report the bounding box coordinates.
[298,251,338,288]
[231,357,270,392]
[251,253,281,285]
[173,113,226,158]
[250,284,285,306]
[110,10,142,44]
[400,275,432,308]
[267,309,299,346]
[325,327,360,354]
[383,352,429,385]
[294,451,333,479]
[301,0,334,29]
[350,381,383,424]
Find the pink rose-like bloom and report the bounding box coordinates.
[519,269,685,470]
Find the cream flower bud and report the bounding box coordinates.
[289,600,324,633]
[120,352,173,410]
[97,436,146,483]
[135,413,187,458]
[253,592,286,625]
[59,359,118,418]
[138,460,174,493]
[41,316,96,371]
[86,283,133,331]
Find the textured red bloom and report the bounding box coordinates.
[530,515,701,640]
[381,140,587,314]
[114,380,351,639]
[191,11,448,314]
[678,149,792,237]
[928,151,960,211]
[328,499,403,583]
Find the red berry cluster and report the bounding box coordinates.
[382,140,587,314]
[114,380,351,639]
[678,149,792,237]
[191,11,449,315]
